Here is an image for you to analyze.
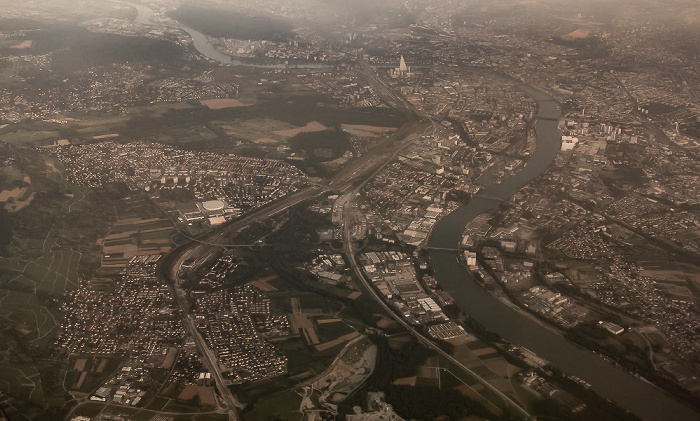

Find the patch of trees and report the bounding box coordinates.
[0,208,12,256]
[386,385,495,421]
[445,189,471,204]
[170,4,293,42]
[338,335,497,420]
[266,204,332,248]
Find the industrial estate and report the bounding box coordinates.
[0,1,699,421]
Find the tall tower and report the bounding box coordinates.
[399,55,408,73]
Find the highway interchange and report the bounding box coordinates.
[156,63,533,420]
[157,116,430,420]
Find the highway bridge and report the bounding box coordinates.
[533,114,561,121]
[154,60,532,421]
[157,116,432,420]
[427,247,460,252]
[342,190,532,420]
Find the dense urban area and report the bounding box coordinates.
[0,1,699,421]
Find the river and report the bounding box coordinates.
[117,2,698,419]
[118,1,324,68]
[428,85,699,421]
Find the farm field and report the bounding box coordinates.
[101,216,174,268]
[0,149,115,414]
[0,290,61,345]
[273,121,327,137]
[200,98,249,109]
[340,123,397,137]
[64,356,123,394]
[0,130,62,146]
[0,363,44,405]
[214,117,297,142]
[243,389,303,421]
[19,246,81,295]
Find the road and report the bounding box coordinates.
[156,61,517,420]
[357,59,426,119]
[610,72,700,161]
[157,106,430,420]
[156,59,695,421]
[156,60,520,419]
[330,65,531,416]
[340,185,532,420]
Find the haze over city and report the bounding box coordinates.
[0,1,699,421]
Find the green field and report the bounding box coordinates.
[243,389,303,421]
[0,290,60,345]
[316,320,356,343]
[436,355,510,414]
[145,395,170,411]
[0,130,62,146]
[161,399,202,413]
[20,247,81,295]
[73,402,105,418]
[0,363,44,405]
[167,126,220,145]
[296,293,330,313]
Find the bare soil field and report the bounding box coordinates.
[315,332,360,351]
[341,124,397,137]
[5,192,35,212]
[11,40,32,49]
[274,121,327,137]
[200,98,248,109]
[73,359,87,371]
[563,29,590,40]
[249,275,279,291]
[317,318,342,324]
[92,133,119,140]
[0,187,24,202]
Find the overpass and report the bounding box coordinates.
[342,191,532,420]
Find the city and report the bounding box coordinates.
[0,1,699,421]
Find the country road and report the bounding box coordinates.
[156,104,429,420]
[153,62,530,421]
[340,178,533,421]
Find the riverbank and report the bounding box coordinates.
[427,82,700,421]
[117,0,327,69]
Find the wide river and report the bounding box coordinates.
[428,86,699,421]
[117,2,698,419]
[119,1,323,68]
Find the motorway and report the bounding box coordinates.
[157,100,429,420]
[342,63,532,419]
[340,183,533,421]
[156,62,529,421]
